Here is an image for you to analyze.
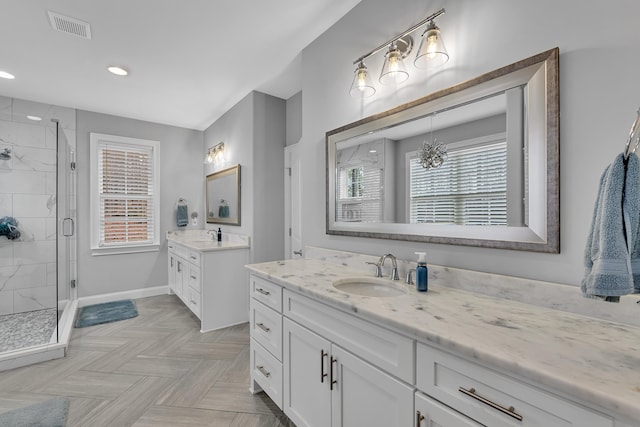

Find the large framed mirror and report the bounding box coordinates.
[326,48,559,252]
[206,164,241,225]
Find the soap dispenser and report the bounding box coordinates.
[217,227,222,243]
[415,252,428,292]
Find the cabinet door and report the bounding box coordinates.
[175,258,184,298]
[415,392,482,427]
[331,345,413,427]
[168,254,177,292]
[283,318,331,427]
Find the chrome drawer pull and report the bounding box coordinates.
[190,275,197,280]
[256,322,270,333]
[256,365,271,378]
[416,410,425,426]
[330,356,337,390]
[256,288,270,296]
[320,350,328,383]
[190,255,197,260]
[459,387,523,422]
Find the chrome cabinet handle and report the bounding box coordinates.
[293,249,303,256]
[177,262,182,273]
[256,288,270,296]
[320,350,328,383]
[190,255,197,260]
[256,365,271,378]
[190,275,197,280]
[416,411,425,426]
[330,356,337,390]
[256,322,270,333]
[459,387,523,421]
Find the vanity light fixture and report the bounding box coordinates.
[349,8,448,97]
[349,61,376,98]
[379,42,410,85]
[414,20,449,69]
[107,66,128,76]
[205,142,225,164]
[0,70,15,79]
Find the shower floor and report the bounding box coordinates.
[0,309,57,353]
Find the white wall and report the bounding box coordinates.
[299,0,640,285]
[76,110,203,297]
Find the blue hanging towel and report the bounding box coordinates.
[177,204,188,227]
[581,153,639,298]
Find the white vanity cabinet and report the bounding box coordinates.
[282,289,413,427]
[416,343,614,427]
[249,274,284,409]
[167,241,249,332]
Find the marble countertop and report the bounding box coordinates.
[167,230,250,252]
[246,258,640,422]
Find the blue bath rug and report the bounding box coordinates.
[0,397,69,427]
[74,299,138,328]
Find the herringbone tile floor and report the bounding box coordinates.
[0,294,295,426]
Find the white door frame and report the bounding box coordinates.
[284,143,303,259]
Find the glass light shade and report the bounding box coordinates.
[349,62,376,98]
[414,21,449,69]
[379,45,409,85]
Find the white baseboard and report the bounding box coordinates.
[78,286,169,307]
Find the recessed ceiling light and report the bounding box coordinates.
[107,66,128,76]
[27,115,42,121]
[369,149,377,153]
[0,71,15,79]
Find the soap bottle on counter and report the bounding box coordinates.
[415,252,428,292]
[217,227,222,243]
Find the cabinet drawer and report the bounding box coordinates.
[168,242,188,259]
[250,299,283,361]
[415,391,482,427]
[250,275,283,312]
[416,343,613,427]
[187,250,201,267]
[283,289,414,384]
[251,338,283,410]
[187,264,201,292]
[186,287,201,319]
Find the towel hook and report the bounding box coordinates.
[623,108,640,160]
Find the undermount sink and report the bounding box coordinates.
[333,277,407,297]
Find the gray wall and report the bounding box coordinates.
[298,0,640,286]
[286,91,302,146]
[76,110,203,297]
[204,91,285,263]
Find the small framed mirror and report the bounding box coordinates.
[206,164,241,225]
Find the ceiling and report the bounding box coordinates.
[0,0,361,130]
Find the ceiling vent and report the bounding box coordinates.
[48,11,91,40]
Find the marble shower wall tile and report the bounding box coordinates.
[13,286,56,312]
[0,170,47,194]
[0,264,47,291]
[0,95,76,315]
[0,291,13,315]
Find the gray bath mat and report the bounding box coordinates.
[74,299,138,328]
[0,397,69,427]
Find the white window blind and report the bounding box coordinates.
[409,141,507,225]
[337,164,383,222]
[90,133,160,254]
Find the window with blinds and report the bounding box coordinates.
[90,133,160,254]
[409,140,507,226]
[337,164,383,222]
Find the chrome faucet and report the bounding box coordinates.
[366,253,399,280]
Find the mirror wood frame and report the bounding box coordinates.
[326,48,559,253]
[206,164,241,226]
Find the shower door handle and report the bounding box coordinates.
[63,218,75,237]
